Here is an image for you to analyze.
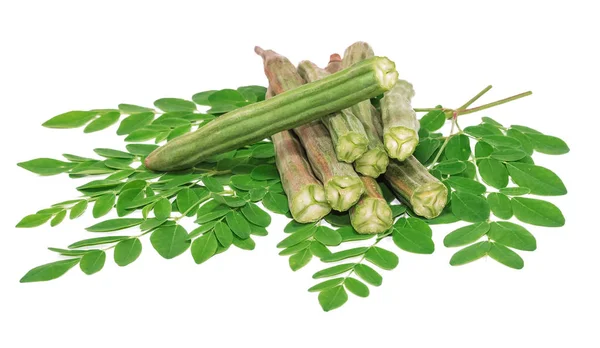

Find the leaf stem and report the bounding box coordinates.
[428,117,458,169]
[457,91,532,116]
[458,85,492,110]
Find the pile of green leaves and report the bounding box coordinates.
[16,84,568,311]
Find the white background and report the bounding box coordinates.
[1,1,598,347]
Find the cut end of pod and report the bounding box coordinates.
[384,127,419,161]
[290,184,331,223]
[350,198,393,234]
[354,148,389,178]
[374,57,399,91]
[410,182,448,219]
[336,132,369,163]
[325,176,365,212]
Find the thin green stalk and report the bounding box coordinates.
[457,91,532,116]
[458,85,492,110]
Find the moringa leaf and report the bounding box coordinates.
[488,243,524,269]
[365,247,399,270]
[262,192,289,214]
[214,222,233,248]
[419,108,446,131]
[84,111,120,133]
[191,232,218,264]
[354,264,382,286]
[511,197,565,227]
[445,134,471,161]
[314,226,343,246]
[86,218,144,232]
[322,247,369,263]
[43,111,97,129]
[20,259,80,283]
[487,193,513,219]
[344,277,369,298]
[449,241,491,266]
[318,286,348,312]
[487,221,536,251]
[69,236,129,248]
[525,134,569,155]
[154,98,196,112]
[477,158,508,188]
[16,213,52,228]
[443,222,490,247]
[80,250,106,275]
[117,112,155,135]
[277,225,317,248]
[505,163,566,196]
[499,187,531,196]
[312,263,355,279]
[240,203,271,227]
[69,200,88,219]
[392,227,435,254]
[308,278,344,293]
[150,225,190,259]
[446,177,486,195]
[451,191,490,222]
[289,248,313,271]
[225,211,251,239]
[17,158,76,176]
[114,238,142,267]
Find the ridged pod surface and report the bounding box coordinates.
[340,41,389,178]
[384,157,448,219]
[349,176,393,234]
[380,80,420,160]
[297,60,369,163]
[144,47,398,171]
[258,48,365,212]
[268,90,331,222]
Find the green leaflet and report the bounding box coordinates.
[43,111,98,129]
[117,112,155,135]
[69,236,130,249]
[114,238,142,267]
[289,249,313,271]
[17,158,76,176]
[308,278,344,293]
[318,286,348,312]
[487,193,513,219]
[392,227,435,254]
[84,111,120,133]
[505,163,567,196]
[277,225,317,248]
[488,243,524,269]
[92,194,116,218]
[449,241,491,266]
[20,259,80,283]
[344,277,369,298]
[150,225,190,259]
[86,218,144,232]
[445,134,471,160]
[69,200,88,219]
[313,263,356,279]
[225,211,251,239]
[487,222,536,251]
[191,232,218,264]
[365,247,399,270]
[445,177,486,195]
[94,148,135,159]
[214,222,233,248]
[16,213,53,228]
[80,250,106,275]
[118,103,155,114]
[353,264,382,286]
[262,192,289,214]
[511,197,565,227]
[524,133,569,155]
[443,222,490,247]
[436,160,467,175]
[477,159,508,188]
[451,191,490,222]
[314,226,342,246]
[413,138,441,163]
[154,98,197,112]
[322,247,369,263]
[240,203,271,227]
[419,108,446,131]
